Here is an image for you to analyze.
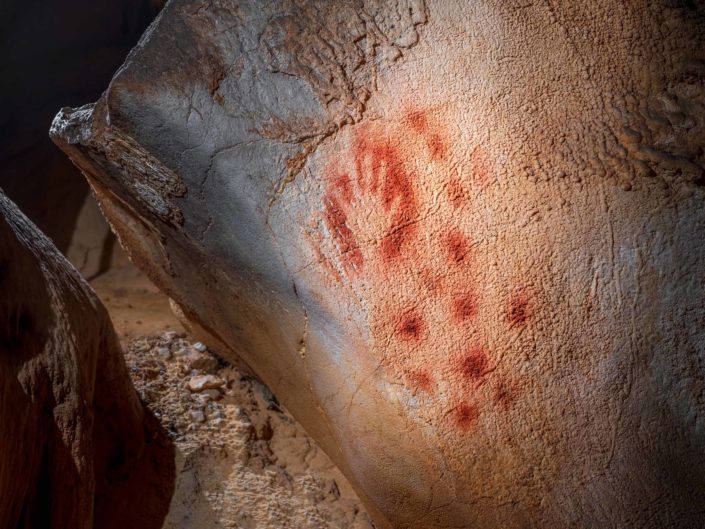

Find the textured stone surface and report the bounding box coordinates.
[0,192,173,528]
[123,331,373,529]
[53,1,705,528]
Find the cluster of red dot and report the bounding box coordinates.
[322,109,532,431]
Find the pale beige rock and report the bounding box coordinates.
[123,330,373,529]
[188,374,225,392]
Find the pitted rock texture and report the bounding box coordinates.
[53,1,705,528]
[0,192,173,529]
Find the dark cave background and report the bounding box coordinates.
[0,0,163,253]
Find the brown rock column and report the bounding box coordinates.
[0,191,173,528]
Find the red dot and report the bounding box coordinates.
[506,292,532,328]
[395,309,425,341]
[444,230,470,264]
[452,292,478,322]
[453,402,479,430]
[457,347,489,380]
[427,133,447,160]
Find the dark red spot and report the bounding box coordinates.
[323,194,363,273]
[452,292,478,322]
[447,177,467,208]
[453,402,479,431]
[506,292,532,328]
[395,309,424,341]
[457,347,489,380]
[444,230,470,264]
[427,133,447,160]
[494,379,518,411]
[407,370,433,393]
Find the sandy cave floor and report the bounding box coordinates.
[91,264,374,529]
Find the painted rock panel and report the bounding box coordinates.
[52,1,705,527]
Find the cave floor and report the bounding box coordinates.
[91,263,372,529]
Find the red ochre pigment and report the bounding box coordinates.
[381,223,416,263]
[427,132,447,160]
[444,229,470,264]
[452,292,478,322]
[506,291,532,328]
[456,346,489,381]
[405,109,448,161]
[332,172,353,203]
[319,108,529,430]
[323,124,422,273]
[395,309,425,341]
[406,110,429,133]
[453,402,479,430]
[407,370,434,393]
[363,139,418,263]
[322,193,363,272]
[321,108,498,277]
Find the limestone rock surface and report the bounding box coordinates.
[0,192,173,529]
[52,1,705,528]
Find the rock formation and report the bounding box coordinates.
[0,192,173,528]
[52,1,705,527]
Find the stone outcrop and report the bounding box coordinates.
[52,1,705,528]
[0,192,173,528]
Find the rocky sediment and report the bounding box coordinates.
[125,331,373,529]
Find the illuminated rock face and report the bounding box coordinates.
[52,1,705,527]
[0,192,173,529]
